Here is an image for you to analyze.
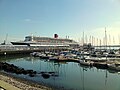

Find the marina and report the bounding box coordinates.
[0,35,120,90]
[1,39,120,90]
[1,42,120,70]
[1,0,120,90]
[1,55,120,90]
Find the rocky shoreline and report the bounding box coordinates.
[0,68,52,90]
[0,72,52,90]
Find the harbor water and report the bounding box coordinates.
[0,55,120,90]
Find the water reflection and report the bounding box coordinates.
[0,55,120,90]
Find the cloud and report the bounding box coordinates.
[24,19,31,22]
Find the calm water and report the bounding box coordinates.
[1,55,120,90]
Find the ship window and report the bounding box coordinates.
[25,37,31,41]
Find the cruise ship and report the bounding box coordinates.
[11,34,79,47]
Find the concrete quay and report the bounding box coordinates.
[0,45,68,56]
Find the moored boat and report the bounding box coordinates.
[79,60,93,66]
[107,64,120,71]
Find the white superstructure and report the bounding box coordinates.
[11,35,79,47]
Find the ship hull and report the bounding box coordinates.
[11,42,30,46]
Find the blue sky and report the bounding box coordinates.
[0,0,120,45]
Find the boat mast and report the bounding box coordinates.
[118,34,120,44]
[31,33,34,41]
[89,35,91,44]
[100,39,101,51]
[105,27,107,51]
[92,36,94,46]
[105,28,108,83]
[105,27,108,61]
[85,35,87,44]
[109,34,111,50]
[83,31,84,46]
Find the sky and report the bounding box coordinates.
[0,0,120,45]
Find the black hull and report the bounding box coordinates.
[11,42,30,46]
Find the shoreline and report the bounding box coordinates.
[0,72,52,90]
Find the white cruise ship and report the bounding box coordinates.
[11,34,79,47]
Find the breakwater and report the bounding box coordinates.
[0,62,37,77]
[0,62,58,78]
